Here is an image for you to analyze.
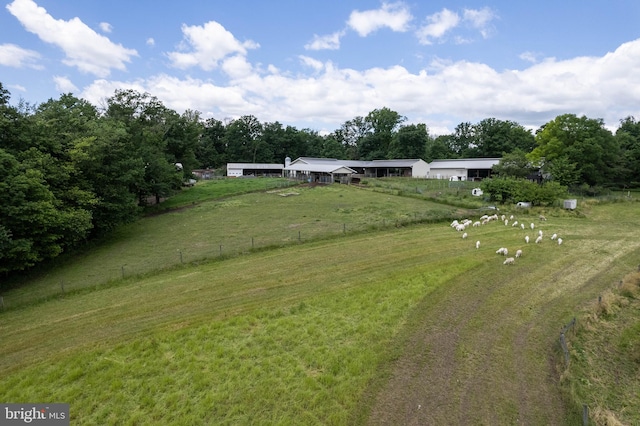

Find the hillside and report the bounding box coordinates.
[1,181,639,425]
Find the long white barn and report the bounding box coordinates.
[225,157,501,182]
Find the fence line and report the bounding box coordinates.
[0,210,459,310]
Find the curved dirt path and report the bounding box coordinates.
[365,234,640,425]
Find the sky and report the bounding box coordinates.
[1,0,640,136]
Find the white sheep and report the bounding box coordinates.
[551,233,557,240]
[525,235,530,244]
[462,232,468,239]
[496,247,506,255]
[456,224,466,232]
[530,223,535,230]
[515,249,522,258]
[476,240,481,249]
[450,220,459,228]
[557,238,563,245]
[538,230,543,237]
[503,257,515,265]
[502,248,508,256]
[520,223,525,230]
[510,215,514,220]
[539,215,547,221]
[505,219,509,226]
[535,236,542,244]
[512,221,519,227]
[501,215,506,221]
[473,221,481,227]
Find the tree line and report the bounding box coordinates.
[1,82,640,275]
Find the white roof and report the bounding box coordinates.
[291,157,424,168]
[227,163,284,170]
[284,163,356,174]
[429,158,501,169]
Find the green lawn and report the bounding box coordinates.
[1,181,639,425]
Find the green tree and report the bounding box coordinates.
[359,107,405,160]
[197,118,227,169]
[388,123,428,159]
[473,118,535,157]
[335,116,371,160]
[426,135,457,161]
[615,116,640,187]
[492,149,534,178]
[224,115,264,163]
[529,114,619,186]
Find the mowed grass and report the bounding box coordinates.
[3,183,458,308]
[1,183,639,424]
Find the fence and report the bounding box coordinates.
[0,209,459,311]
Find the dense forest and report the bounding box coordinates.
[1,81,640,275]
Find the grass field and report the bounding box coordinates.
[1,179,639,425]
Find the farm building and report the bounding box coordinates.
[284,157,430,182]
[226,163,284,177]
[428,158,501,181]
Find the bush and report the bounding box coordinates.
[480,177,568,206]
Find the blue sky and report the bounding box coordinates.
[1,0,640,135]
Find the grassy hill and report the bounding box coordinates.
[1,179,638,425]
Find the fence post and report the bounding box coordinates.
[582,404,589,425]
[121,265,125,279]
[343,223,346,234]
[298,231,301,242]
[252,237,254,248]
[179,250,183,264]
[219,245,223,256]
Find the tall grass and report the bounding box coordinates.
[1,184,460,309]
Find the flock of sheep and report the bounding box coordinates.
[450,212,564,266]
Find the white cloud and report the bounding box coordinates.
[9,84,27,92]
[305,31,344,51]
[166,21,259,71]
[53,75,79,93]
[299,55,324,72]
[6,0,138,77]
[416,8,460,45]
[99,22,112,33]
[0,43,42,68]
[347,2,412,37]
[80,38,640,135]
[146,38,155,47]
[519,51,540,63]
[463,7,496,39]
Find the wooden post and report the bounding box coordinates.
[252,237,254,248]
[582,404,589,425]
[298,231,301,242]
[219,245,223,256]
[121,265,125,279]
[179,250,183,264]
[343,224,346,234]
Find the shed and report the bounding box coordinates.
[563,199,577,210]
[226,163,284,177]
[429,158,501,181]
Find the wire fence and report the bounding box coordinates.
[0,208,462,311]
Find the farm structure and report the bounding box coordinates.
[429,158,501,181]
[225,157,500,183]
[284,157,430,183]
[226,163,285,177]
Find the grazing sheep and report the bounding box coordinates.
[557,238,563,245]
[450,220,459,228]
[473,221,481,227]
[525,235,530,244]
[538,230,543,237]
[505,219,509,226]
[501,215,506,221]
[551,233,557,240]
[535,236,543,244]
[530,223,535,230]
[512,221,519,227]
[462,232,468,239]
[515,249,522,258]
[539,215,547,221]
[476,240,481,249]
[503,257,515,265]
[520,223,525,230]
[496,247,506,255]
[502,248,508,256]
[456,224,466,232]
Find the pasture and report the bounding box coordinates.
[1,180,639,425]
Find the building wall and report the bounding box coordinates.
[431,168,467,180]
[411,161,430,178]
[227,168,243,177]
